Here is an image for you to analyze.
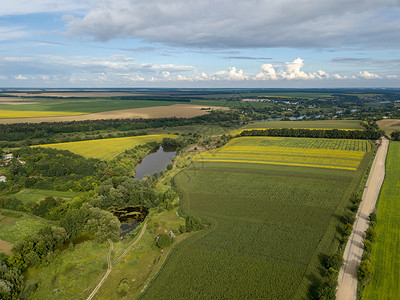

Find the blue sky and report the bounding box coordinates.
[0,0,400,88]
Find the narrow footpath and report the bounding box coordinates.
[86,220,148,300]
[336,137,389,300]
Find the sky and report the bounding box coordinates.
[0,0,400,88]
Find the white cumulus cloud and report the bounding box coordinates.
[359,71,381,79]
[255,64,278,80]
[14,74,28,80]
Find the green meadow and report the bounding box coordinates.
[362,141,400,299]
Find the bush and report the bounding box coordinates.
[156,233,174,249]
[324,253,343,271]
[365,227,377,243]
[369,212,377,223]
[357,260,373,285]
[185,216,204,232]
[343,223,353,236]
[363,239,373,253]
[117,279,130,295]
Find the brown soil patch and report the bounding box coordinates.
[0,215,17,229]
[0,104,229,124]
[0,239,13,255]
[377,119,400,136]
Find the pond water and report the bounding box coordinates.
[134,146,176,180]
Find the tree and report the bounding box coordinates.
[357,260,373,285]
[365,227,377,243]
[156,233,174,249]
[185,216,204,232]
[391,130,400,141]
[84,206,121,243]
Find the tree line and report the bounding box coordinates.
[240,128,383,140]
[0,111,240,147]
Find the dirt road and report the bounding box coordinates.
[336,137,389,300]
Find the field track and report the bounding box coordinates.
[86,220,148,300]
[336,137,389,300]
[0,104,228,124]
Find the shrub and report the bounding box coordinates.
[156,233,173,249]
[365,227,377,243]
[324,253,343,271]
[117,279,130,295]
[185,216,204,232]
[357,260,373,285]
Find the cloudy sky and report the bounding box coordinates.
[0,0,400,88]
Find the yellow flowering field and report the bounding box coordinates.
[193,136,371,170]
[35,134,178,160]
[0,110,86,118]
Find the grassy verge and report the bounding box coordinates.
[362,141,400,299]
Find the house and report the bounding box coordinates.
[3,153,13,161]
[0,176,6,182]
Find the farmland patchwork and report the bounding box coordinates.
[194,136,371,170]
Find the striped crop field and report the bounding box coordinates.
[193,136,371,170]
[0,110,86,118]
[229,127,363,136]
[36,134,178,160]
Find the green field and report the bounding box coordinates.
[362,141,400,299]
[13,189,77,204]
[0,209,53,244]
[244,120,364,130]
[194,137,371,170]
[141,139,371,299]
[0,99,185,114]
[36,134,178,160]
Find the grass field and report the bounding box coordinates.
[193,137,371,170]
[36,134,178,160]
[140,156,369,299]
[0,99,183,114]
[13,189,77,204]
[25,240,110,299]
[362,141,400,299]
[0,110,86,118]
[0,209,53,244]
[25,208,187,299]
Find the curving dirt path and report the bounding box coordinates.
[86,220,148,300]
[336,137,389,300]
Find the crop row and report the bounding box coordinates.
[193,137,369,170]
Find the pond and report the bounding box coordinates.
[108,206,149,239]
[134,146,176,180]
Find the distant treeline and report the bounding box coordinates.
[240,128,383,140]
[110,96,191,101]
[0,111,240,147]
[0,94,192,101]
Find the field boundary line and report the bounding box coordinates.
[336,137,389,300]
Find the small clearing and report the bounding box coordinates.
[0,239,13,255]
